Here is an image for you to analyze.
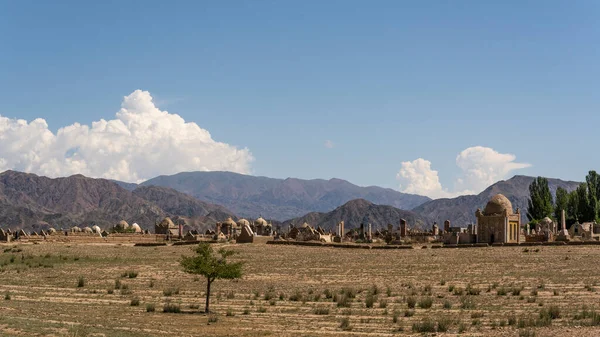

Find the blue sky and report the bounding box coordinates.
[1,1,599,197]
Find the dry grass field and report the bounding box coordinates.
[1,242,600,336]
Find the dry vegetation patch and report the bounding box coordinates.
[0,243,599,336]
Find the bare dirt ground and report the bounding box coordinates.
[1,242,600,336]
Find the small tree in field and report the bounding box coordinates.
[180,243,243,313]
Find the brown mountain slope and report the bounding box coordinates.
[132,185,236,228]
[282,199,433,232]
[138,171,431,220]
[0,170,165,230]
[413,175,581,225]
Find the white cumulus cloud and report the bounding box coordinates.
[0,90,253,182]
[324,140,335,149]
[396,146,530,199]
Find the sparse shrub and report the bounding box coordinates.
[146,303,155,312]
[365,294,375,308]
[149,280,154,288]
[269,298,276,306]
[443,300,452,309]
[519,329,536,337]
[453,287,464,296]
[243,308,250,315]
[531,288,538,296]
[339,317,352,331]
[512,286,524,296]
[546,305,561,319]
[77,276,85,288]
[370,284,379,295]
[226,308,235,316]
[412,318,436,333]
[508,315,517,326]
[4,292,10,300]
[404,309,415,317]
[289,290,303,302]
[323,289,332,299]
[163,303,181,313]
[466,284,480,295]
[497,287,507,296]
[423,284,432,294]
[257,306,267,313]
[406,296,416,309]
[527,297,536,303]
[448,285,455,292]
[115,279,122,290]
[392,311,399,323]
[163,288,179,296]
[208,314,218,323]
[440,280,447,286]
[120,284,132,295]
[553,289,559,296]
[386,287,392,297]
[335,294,351,308]
[313,306,330,315]
[379,299,387,308]
[418,297,433,309]
[107,289,114,294]
[227,291,235,299]
[341,287,356,298]
[130,297,140,306]
[458,322,467,333]
[461,296,475,309]
[437,317,453,332]
[128,270,138,278]
[189,304,200,309]
[264,292,275,301]
[471,312,484,319]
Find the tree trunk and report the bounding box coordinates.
[205,278,212,313]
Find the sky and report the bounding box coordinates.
[0,1,599,199]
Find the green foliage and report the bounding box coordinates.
[577,183,596,222]
[527,177,554,221]
[554,187,569,223]
[77,276,85,288]
[130,297,140,306]
[145,303,155,312]
[180,243,243,313]
[162,303,181,313]
[180,244,243,281]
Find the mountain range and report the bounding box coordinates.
[0,170,585,233]
[413,175,581,225]
[283,198,432,232]
[120,171,431,221]
[0,171,234,232]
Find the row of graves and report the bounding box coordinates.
[207,217,275,244]
[0,217,193,244]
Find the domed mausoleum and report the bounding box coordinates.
[476,194,521,244]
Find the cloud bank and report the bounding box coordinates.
[0,90,253,182]
[396,146,530,199]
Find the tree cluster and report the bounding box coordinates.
[528,171,600,227]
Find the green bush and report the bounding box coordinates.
[130,297,140,306]
[77,276,85,288]
[163,303,181,313]
[365,294,375,308]
[146,303,155,312]
[418,297,433,309]
[412,318,436,333]
[406,296,416,309]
